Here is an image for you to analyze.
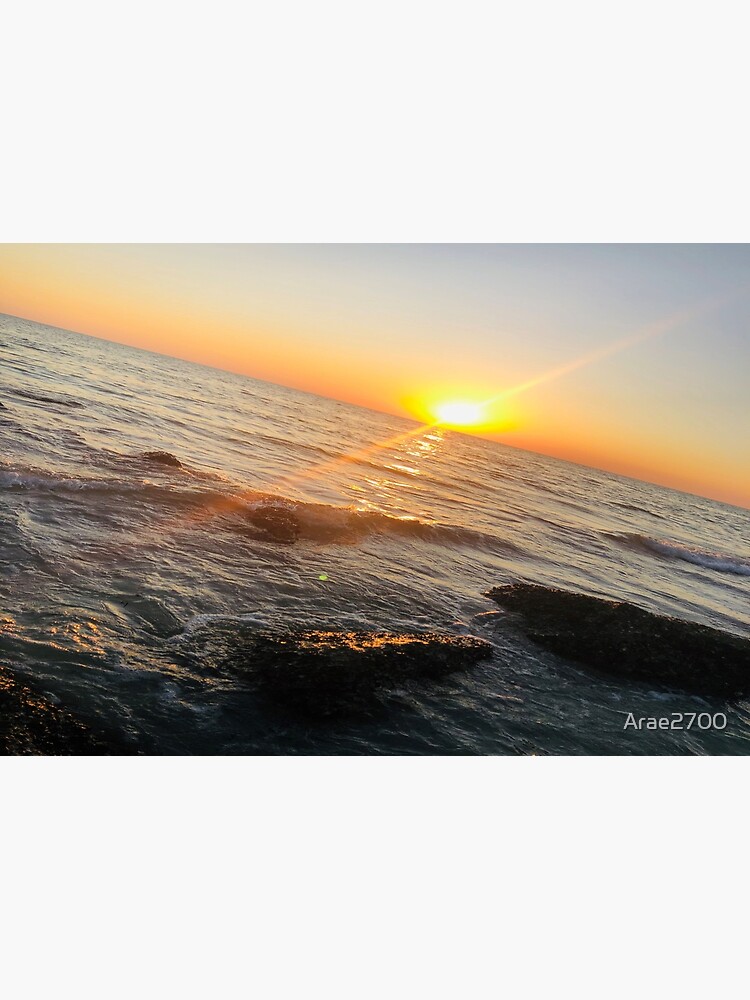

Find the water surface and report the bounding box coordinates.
[2,314,749,754]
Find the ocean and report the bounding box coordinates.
[2,313,749,754]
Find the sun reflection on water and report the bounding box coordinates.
[347,428,445,518]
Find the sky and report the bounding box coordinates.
[1,243,749,508]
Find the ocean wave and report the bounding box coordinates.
[610,533,750,577]
[9,388,84,408]
[607,500,666,520]
[174,612,271,639]
[0,465,155,494]
[262,500,520,553]
[0,469,96,491]
[0,462,519,554]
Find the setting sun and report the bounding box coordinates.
[434,400,484,427]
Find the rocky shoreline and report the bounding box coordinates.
[178,624,493,716]
[0,664,113,755]
[4,582,749,750]
[489,583,750,699]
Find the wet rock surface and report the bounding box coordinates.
[180,624,493,715]
[246,504,301,544]
[489,584,750,698]
[142,450,183,468]
[0,666,112,755]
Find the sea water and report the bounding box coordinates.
[2,314,749,754]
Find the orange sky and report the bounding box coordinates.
[1,243,748,508]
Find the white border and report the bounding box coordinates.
[2,0,748,994]
[3,759,746,998]
[4,0,749,242]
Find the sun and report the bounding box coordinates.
[433,400,484,427]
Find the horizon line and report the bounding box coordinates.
[3,308,747,513]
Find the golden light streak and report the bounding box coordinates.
[161,287,743,534]
[480,293,735,410]
[176,421,442,531]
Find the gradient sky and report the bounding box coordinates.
[1,243,748,508]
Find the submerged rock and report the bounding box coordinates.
[246,504,301,544]
[181,624,492,715]
[488,583,750,698]
[0,666,111,755]
[142,450,183,469]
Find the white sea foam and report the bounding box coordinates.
[0,467,117,491]
[615,533,750,577]
[174,612,270,639]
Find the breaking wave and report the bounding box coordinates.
[610,532,750,577]
[0,462,519,554]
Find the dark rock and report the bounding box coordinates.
[142,450,182,469]
[181,624,493,715]
[0,666,111,755]
[246,504,300,544]
[488,584,750,698]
